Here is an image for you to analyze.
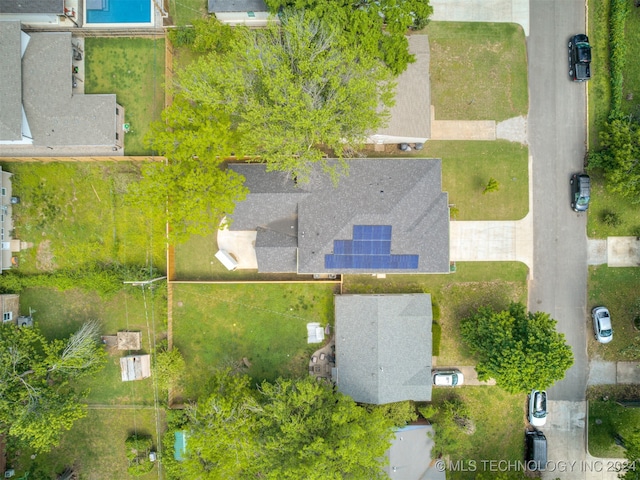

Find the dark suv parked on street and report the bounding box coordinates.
[569,34,591,82]
[570,174,591,212]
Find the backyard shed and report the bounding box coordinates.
[120,354,151,382]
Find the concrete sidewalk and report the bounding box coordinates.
[430,0,530,36]
[587,361,640,386]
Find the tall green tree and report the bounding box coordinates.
[176,12,395,182]
[265,0,434,74]
[589,116,640,202]
[168,372,396,479]
[0,321,106,452]
[621,430,640,480]
[460,303,574,393]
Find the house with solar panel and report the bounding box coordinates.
[224,159,450,275]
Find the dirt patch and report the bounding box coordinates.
[36,239,56,272]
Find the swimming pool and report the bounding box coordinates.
[85,0,152,24]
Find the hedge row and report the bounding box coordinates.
[608,0,629,117]
[0,263,163,298]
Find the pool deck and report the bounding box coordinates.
[83,0,161,28]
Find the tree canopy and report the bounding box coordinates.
[460,303,574,393]
[0,321,106,452]
[588,115,640,203]
[265,0,434,74]
[171,12,395,182]
[165,370,400,479]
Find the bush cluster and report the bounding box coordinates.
[0,263,163,298]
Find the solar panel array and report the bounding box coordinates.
[325,225,419,270]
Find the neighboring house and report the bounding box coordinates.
[228,159,450,274]
[0,294,19,324]
[385,424,446,480]
[334,294,433,404]
[369,35,431,146]
[0,21,125,156]
[0,0,66,25]
[208,0,270,26]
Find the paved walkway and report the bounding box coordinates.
[587,361,640,386]
[430,0,530,36]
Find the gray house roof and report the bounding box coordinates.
[229,159,449,274]
[373,34,431,143]
[0,22,120,150]
[335,294,433,404]
[208,0,267,13]
[0,0,64,14]
[385,425,446,480]
[0,22,22,141]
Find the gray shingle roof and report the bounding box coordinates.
[376,35,431,140]
[229,159,450,274]
[335,294,433,404]
[0,22,22,141]
[254,227,298,273]
[22,32,118,147]
[0,0,64,14]
[208,0,267,13]
[0,24,119,149]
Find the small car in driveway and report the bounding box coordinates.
[569,34,591,81]
[592,306,613,344]
[570,174,590,212]
[432,369,464,387]
[528,389,548,427]
[525,430,547,471]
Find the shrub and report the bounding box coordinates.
[602,210,622,227]
[125,434,154,477]
[432,322,442,356]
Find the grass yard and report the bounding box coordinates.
[369,141,529,220]
[422,140,529,221]
[587,0,611,150]
[343,262,529,365]
[588,266,640,361]
[172,283,338,402]
[621,1,640,120]
[586,170,640,238]
[20,408,163,480]
[19,286,167,405]
[431,387,526,479]
[587,385,640,458]
[6,162,166,274]
[167,0,207,25]
[425,22,528,122]
[85,38,165,155]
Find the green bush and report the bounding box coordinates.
[0,263,163,298]
[602,210,622,227]
[125,434,154,476]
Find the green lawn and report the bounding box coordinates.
[19,286,167,405]
[167,0,207,25]
[621,1,640,120]
[85,38,165,155]
[172,283,338,401]
[423,140,529,221]
[425,22,529,122]
[588,266,640,361]
[21,408,163,480]
[6,162,166,274]
[587,0,611,150]
[587,170,640,238]
[344,262,529,365]
[588,385,640,458]
[431,387,527,479]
